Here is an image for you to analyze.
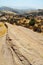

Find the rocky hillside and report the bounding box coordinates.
[0,22,43,65]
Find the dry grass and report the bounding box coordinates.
[0,22,7,37]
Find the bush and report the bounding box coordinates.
[33,24,42,33]
[29,19,36,26]
[33,26,38,31]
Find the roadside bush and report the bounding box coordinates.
[33,26,38,31]
[29,18,36,26]
[33,24,42,33]
[37,24,42,33]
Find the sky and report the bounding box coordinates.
[0,0,43,9]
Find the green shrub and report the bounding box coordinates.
[29,19,36,26]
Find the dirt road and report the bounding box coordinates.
[0,22,43,65]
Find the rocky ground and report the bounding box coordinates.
[0,22,43,65]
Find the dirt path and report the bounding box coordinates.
[0,22,43,65]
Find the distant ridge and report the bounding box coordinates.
[0,6,43,15]
[0,6,19,13]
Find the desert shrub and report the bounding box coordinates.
[10,18,15,24]
[41,26,43,32]
[29,18,36,26]
[33,24,42,33]
[37,27,41,33]
[33,26,38,31]
[37,24,41,33]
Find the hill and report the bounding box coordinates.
[0,6,43,15]
[0,6,19,13]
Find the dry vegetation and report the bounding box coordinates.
[0,22,7,36]
[0,12,43,33]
